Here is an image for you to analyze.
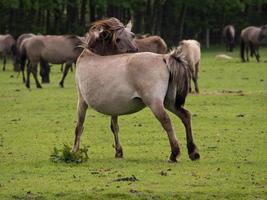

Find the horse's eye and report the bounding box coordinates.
[116,38,121,43]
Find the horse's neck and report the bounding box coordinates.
[90,42,117,56]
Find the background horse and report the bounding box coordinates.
[240,25,267,62]
[179,39,201,93]
[125,20,167,54]
[20,35,83,88]
[73,17,199,162]
[0,34,18,71]
[222,25,235,52]
[134,36,168,54]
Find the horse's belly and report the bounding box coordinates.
[89,97,146,115]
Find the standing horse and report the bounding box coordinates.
[21,35,83,88]
[222,25,235,52]
[0,34,18,71]
[72,18,200,162]
[179,40,201,93]
[240,25,267,62]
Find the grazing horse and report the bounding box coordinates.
[21,35,83,88]
[222,25,235,52]
[0,34,18,71]
[72,18,200,162]
[240,25,267,62]
[179,40,201,93]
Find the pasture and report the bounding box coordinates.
[0,48,266,199]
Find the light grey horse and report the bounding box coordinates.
[72,18,200,162]
[179,40,201,93]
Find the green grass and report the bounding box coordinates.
[0,48,267,199]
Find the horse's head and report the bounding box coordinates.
[86,18,138,55]
[259,25,267,44]
[11,44,21,71]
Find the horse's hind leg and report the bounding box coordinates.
[3,56,6,71]
[166,105,200,161]
[59,62,72,88]
[193,63,200,94]
[148,99,180,162]
[31,64,42,88]
[245,45,250,62]
[25,62,31,88]
[72,91,88,152]
[255,46,260,62]
[110,116,123,158]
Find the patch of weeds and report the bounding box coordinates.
[50,144,89,163]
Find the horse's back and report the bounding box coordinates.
[134,36,167,54]
[241,26,261,43]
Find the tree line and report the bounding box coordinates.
[0,0,266,47]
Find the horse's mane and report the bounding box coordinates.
[64,35,83,48]
[85,18,125,49]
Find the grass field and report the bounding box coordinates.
[0,48,266,199]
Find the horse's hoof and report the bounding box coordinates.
[25,84,30,89]
[189,151,200,161]
[168,156,177,163]
[37,85,42,89]
[115,149,123,158]
[59,82,64,88]
[169,150,179,163]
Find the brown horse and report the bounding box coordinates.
[222,25,235,52]
[0,34,18,71]
[72,18,199,162]
[179,40,201,93]
[134,36,168,54]
[125,21,167,54]
[240,25,267,62]
[21,35,83,88]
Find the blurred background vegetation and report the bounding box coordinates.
[0,0,266,46]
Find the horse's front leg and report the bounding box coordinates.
[148,99,180,162]
[166,105,200,161]
[110,116,123,158]
[72,92,88,152]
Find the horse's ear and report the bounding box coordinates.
[126,20,132,31]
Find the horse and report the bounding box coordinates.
[72,17,200,162]
[125,20,167,54]
[179,40,201,93]
[21,35,83,88]
[0,34,18,71]
[240,25,267,62]
[222,25,235,52]
[134,36,168,54]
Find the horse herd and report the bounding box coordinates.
[0,18,266,162]
[223,24,267,62]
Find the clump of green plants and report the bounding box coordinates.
[50,144,89,163]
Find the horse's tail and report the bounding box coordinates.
[166,47,190,109]
[240,37,245,62]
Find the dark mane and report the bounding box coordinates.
[64,35,83,49]
[86,18,125,50]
